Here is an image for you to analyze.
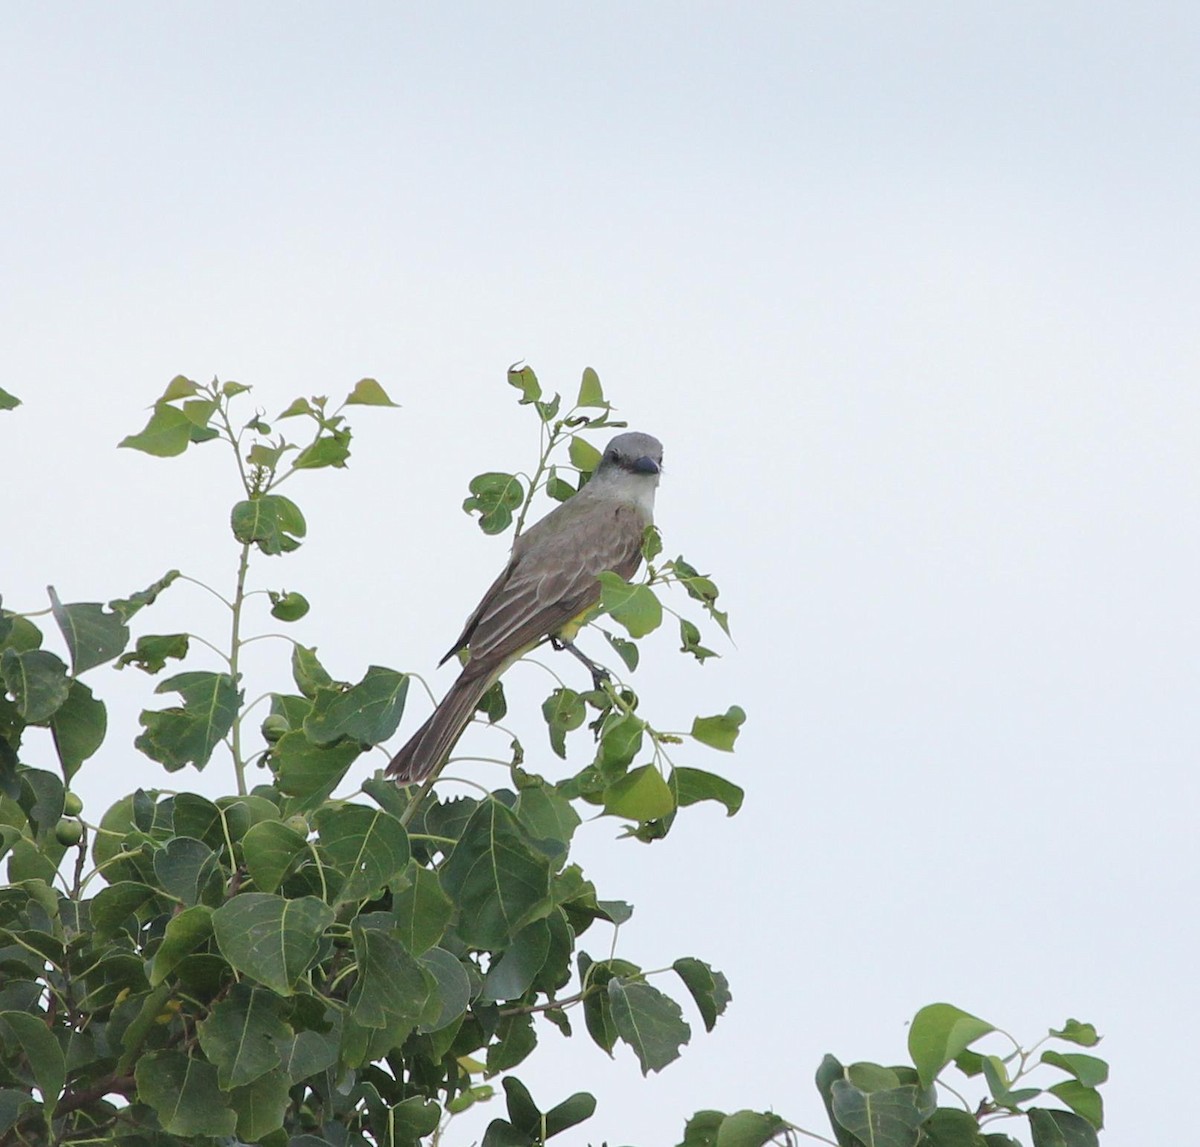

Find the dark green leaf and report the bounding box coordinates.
[134,1051,237,1136]
[50,680,106,778]
[481,920,551,1002]
[920,1108,988,1147]
[196,983,289,1088]
[1047,1082,1103,1130]
[119,403,193,457]
[48,588,129,673]
[0,1011,65,1119]
[150,905,214,985]
[243,819,308,894]
[418,946,472,1032]
[314,803,409,904]
[108,569,180,623]
[116,632,189,674]
[1028,1107,1099,1147]
[487,1013,538,1074]
[135,671,240,771]
[679,617,718,662]
[345,378,399,407]
[598,572,662,637]
[672,958,731,1032]
[292,644,334,698]
[391,861,454,955]
[230,494,307,555]
[608,977,690,1074]
[439,800,553,949]
[602,628,639,671]
[545,1090,597,1137]
[229,1067,291,1141]
[273,730,360,812]
[212,893,334,995]
[546,468,577,502]
[830,1081,929,1147]
[348,916,430,1030]
[153,836,219,905]
[1,649,70,723]
[304,665,409,746]
[690,706,746,752]
[672,767,744,816]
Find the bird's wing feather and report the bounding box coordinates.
[466,500,648,664]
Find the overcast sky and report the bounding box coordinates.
[4,4,1197,1144]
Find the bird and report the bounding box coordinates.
[386,430,664,783]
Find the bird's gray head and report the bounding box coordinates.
[595,431,663,481]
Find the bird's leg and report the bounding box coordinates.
[549,635,611,691]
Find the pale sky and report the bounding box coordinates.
[4,5,1198,1144]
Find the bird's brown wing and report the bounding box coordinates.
[457,499,648,668]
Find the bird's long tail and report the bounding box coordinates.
[385,663,494,783]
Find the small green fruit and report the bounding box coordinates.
[55,818,83,846]
[63,792,84,816]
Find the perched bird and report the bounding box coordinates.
[387,431,663,783]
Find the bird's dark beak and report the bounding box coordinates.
[632,455,660,475]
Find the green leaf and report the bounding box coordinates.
[919,1108,988,1147]
[243,819,308,894]
[1049,1019,1100,1047]
[160,375,200,401]
[546,468,577,502]
[134,1051,237,1136]
[153,836,220,905]
[514,783,581,851]
[642,523,663,561]
[607,977,690,1074]
[418,945,473,1032]
[348,916,431,1031]
[150,904,214,984]
[0,388,21,411]
[119,402,193,456]
[909,1003,995,1088]
[197,983,290,1088]
[602,628,639,671]
[707,1110,790,1147]
[1027,1108,1099,1147]
[292,644,333,699]
[1,649,70,722]
[391,861,454,955]
[507,363,542,403]
[268,590,310,622]
[672,767,744,816]
[222,379,251,398]
[481,920,551,1002]
[830,1081,929,1147]
[488,1014,538,1074]
[577,367,606,408]
[542,686,586,758]
[108,569,180,623]
[313,803,409,904]
[568,436,602,475]
[603,764,675,821]
[463,471,525,535]
[345,378,399,407]
[1040,1051,1108,1088]
[211,893,334,995]
[690,706,746,752]
[439,800,553,949]
[278,397,315,419]
[50,680,106,778]
[597,712,645,773]
[0,1011,65,1119]
[545,1090,597,1137]
[229,1068,291,1141]
[116,632,190,674]
[303,666,409,746]
[293,428,352,470]
[273,730,360,812]
[231,494,307,555]
[679,617,718,662]
[135,671,240,771]
[672,958,731,1032]
[1047,1082,1103,1130]
[598,573,662,637]
[47,589,130,673]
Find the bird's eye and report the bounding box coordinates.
[606,450,618,462]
